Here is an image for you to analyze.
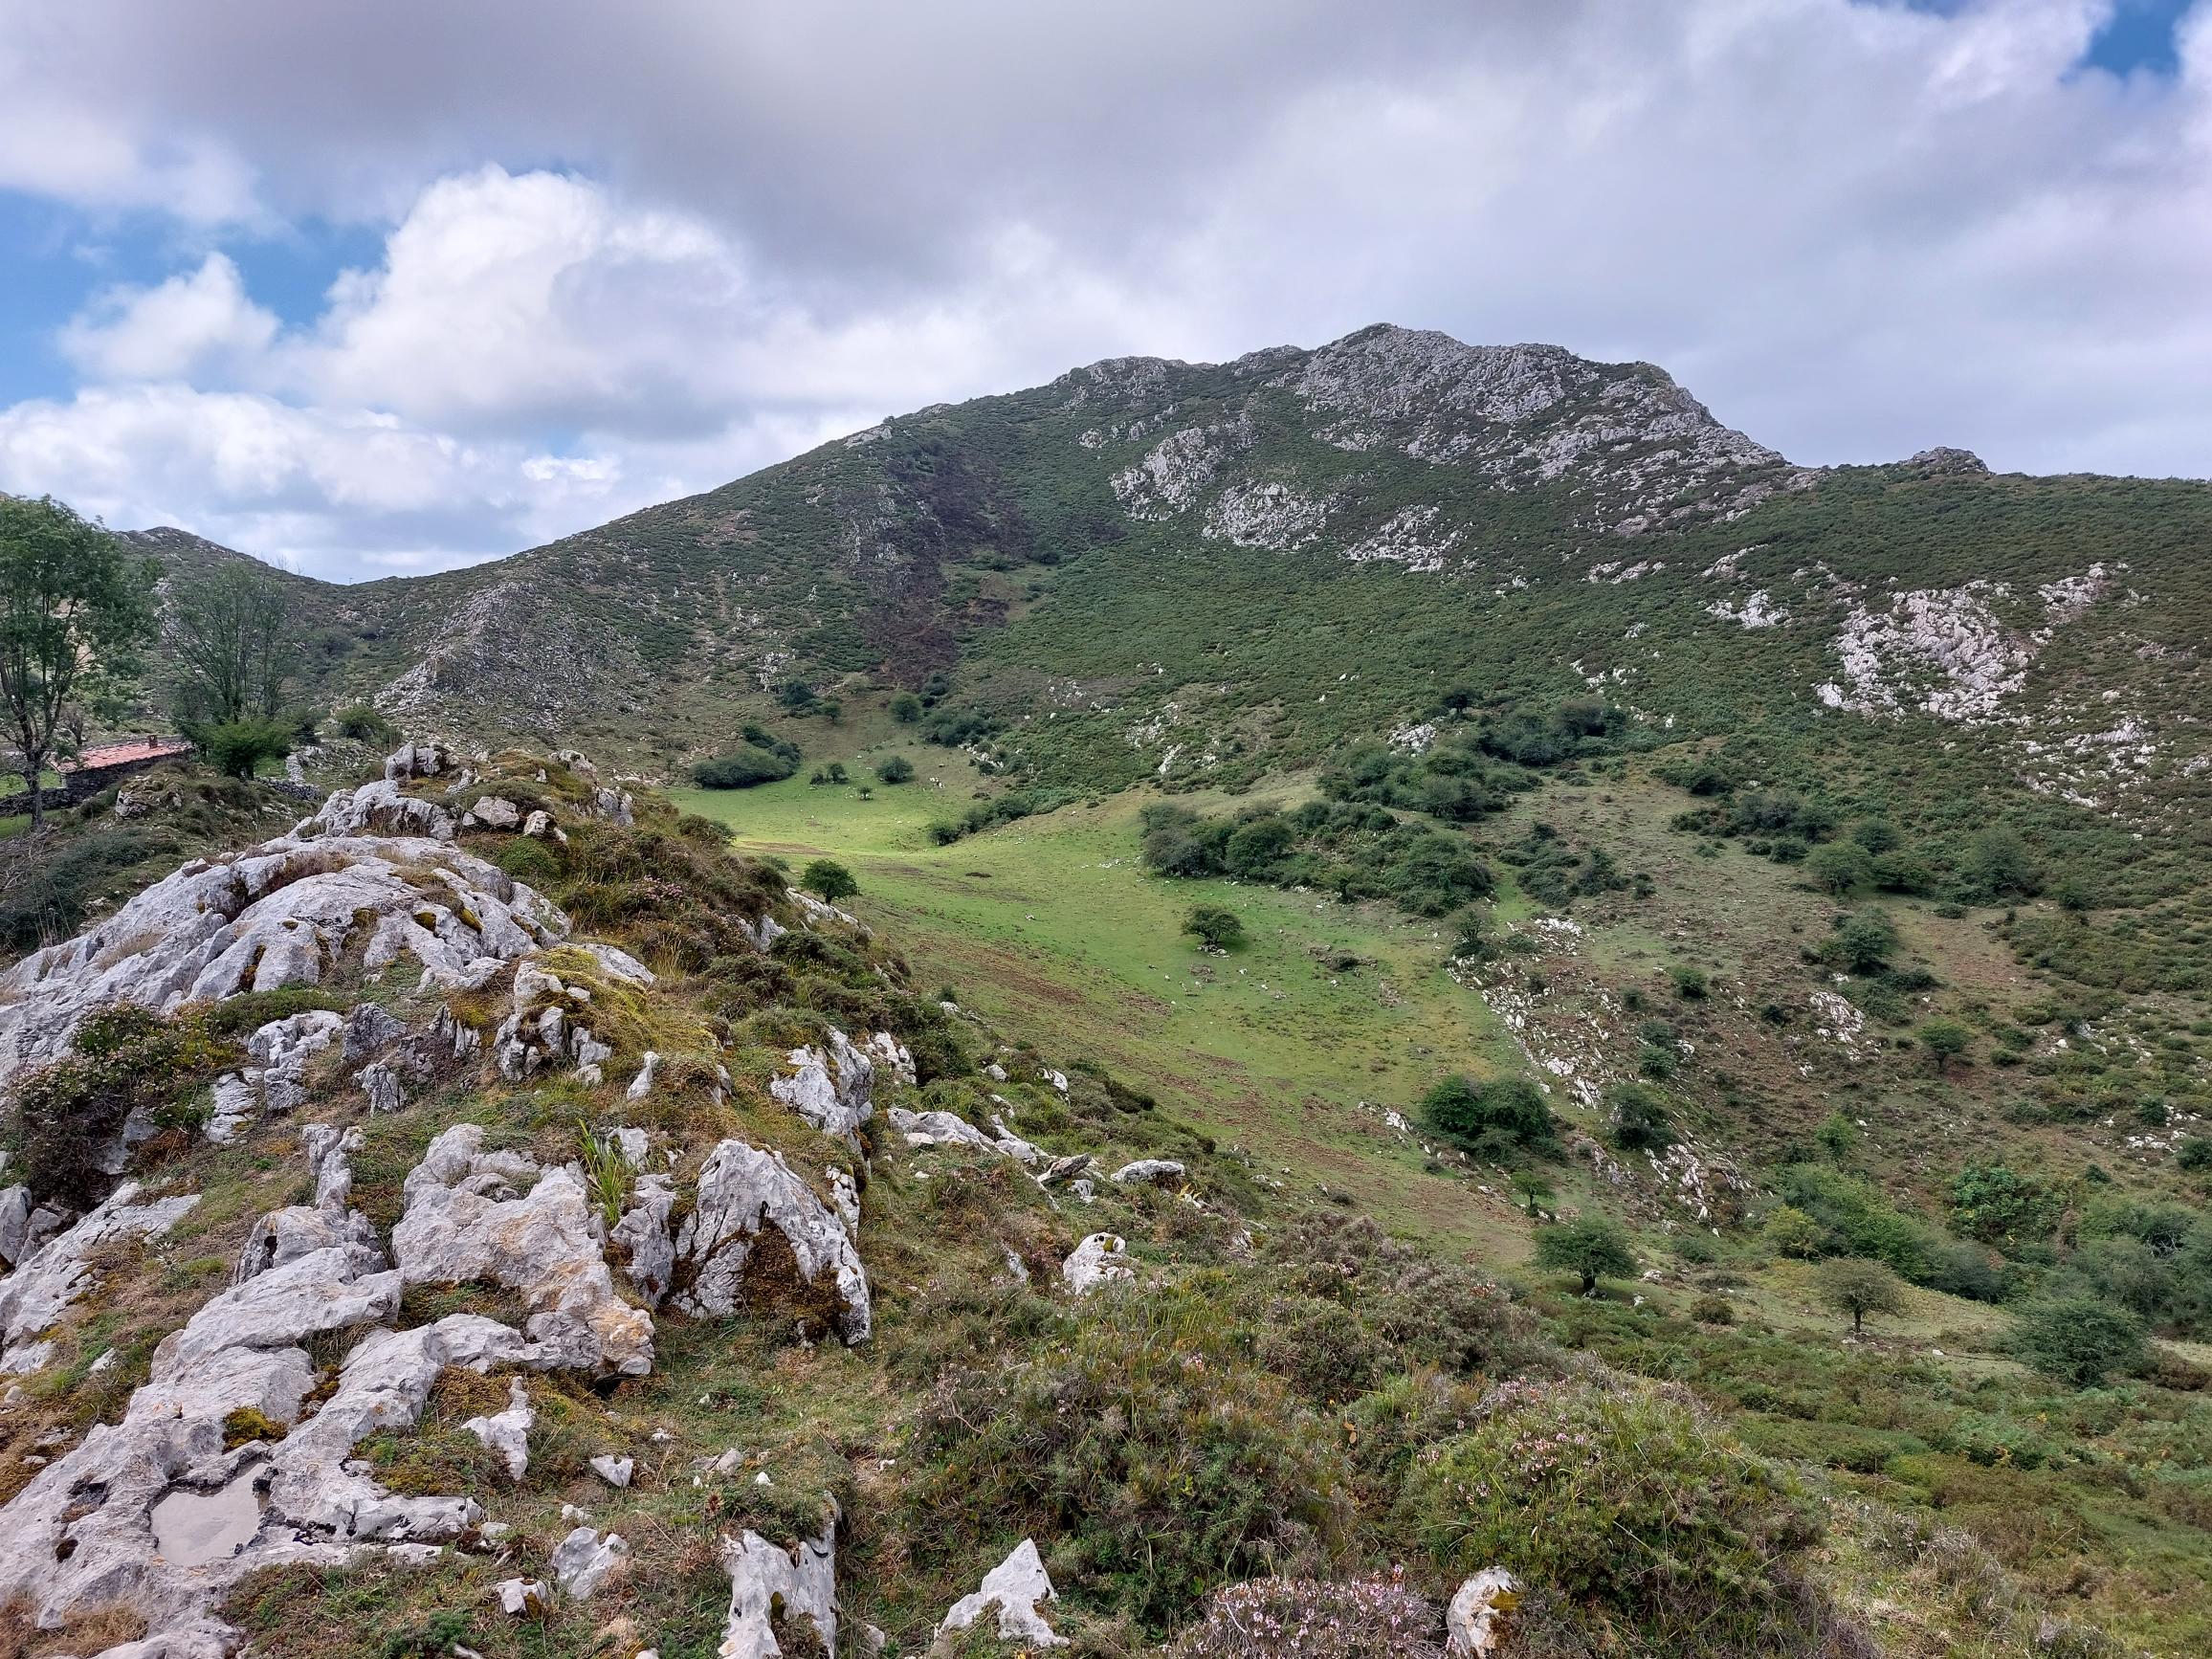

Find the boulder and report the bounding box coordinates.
[611,1172,676,1307]
[464,795,521,831]
[1061,1234,1133,1296]
[461,1378,535,1481]
[589,1454,633,1489]
[391,1124,654,1377]
[1446,1567,1520,1657]
[939,1538,1067,1648]
[496,1577,550,1618]
[719,1515,837,1659]
[306,779,453,840]
[552,1525,628,1599]
[1109,1159,1185,1187]
[768,1028,879,1144]
[672,1139,871,1343]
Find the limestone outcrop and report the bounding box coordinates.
[671,1139,871,1343]
[391,1123,654,1377]
[0,783,565,1090]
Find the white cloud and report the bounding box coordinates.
[59,254,279,382]
[0,0,2207,579]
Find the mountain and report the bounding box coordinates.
[10,329,2212,1652]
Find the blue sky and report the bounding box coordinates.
[0,0,2205,581]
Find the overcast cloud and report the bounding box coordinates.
[0,0,2203,580]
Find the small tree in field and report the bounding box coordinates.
[802,859,858,902]
[1514,1170,1555,1219]
[1183,903,1245,951]
[1917,1018,1972,1074]
[874,754,915,784]
[1533,1216,1636,1294]
[1817,1257,1907,1335]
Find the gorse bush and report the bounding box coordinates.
[1402,1380,1827,1656]
[906,1278,1357,1631]
[10,1003,241,1205]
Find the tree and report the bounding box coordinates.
[1513,1171,1555,1218]
[1533,1217,1636,1294]
[198,716,295,780]
[801,859,858,902]
[874,754,915,784]
[1421,1073,1554,1153]
[1763,1205,1825,1260]
[1803,841,1872,896]
[0,497,157,830]
[777,679,818,714]
[1183,903,1245,950]
[890,692,922,723]
[168,562,292,727]
[1815,1111,1858,1163]
[1817,1257,1907,1334]
[1916,1018,1973,1074]
[1606,1082,1674,1152]
[1825,908,1898,972]
[2009,1295,2146,1387]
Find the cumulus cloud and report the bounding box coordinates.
[0,0,2204,578]
[60,254,279,383]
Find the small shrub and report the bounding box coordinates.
[191,717,294,780]
[874,754,916,784]
[1172,1573,1442,1657]
[1669,965,1708,1000]
[2010,1295,2146,1387]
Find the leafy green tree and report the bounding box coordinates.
[777,679,818,713]
[1817,1257,1907,1335]
[1763,1205,1825,1260]
[1916,1018,1973,1073]
[874,754,915,784]
[1850,817,1901,853]
[1533,1216,1636,1294]
[1825,908,1898,972]
[1965,826,2041,899]
[1183,903,1245,950]
[1607,1082,1674,1152]
[168,562,292,727]
[1421,1073,1553,1153]
[1803,841,1872,896]
[0,496,157,830]
[197,716,295,780]
[1949,1163,2059,1246]
[1514,1171,1555,1218]
[2010,1295,2146,1387]
[889,692,922,722]
[1815,1111,1858,1163]
[802,859,858,902]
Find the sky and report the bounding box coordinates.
[0,0,2203,583]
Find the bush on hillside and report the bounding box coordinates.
[1420,1073,1552,1154]
[874,754,915,784]
[191,716,294,780]
[2009,1296,2146,1387]
[1817,1258,1909,1335]
[1402,1380,1827,1656]
[693,746,796,788]
[1183,903,1245,951]
[906,1280,1356,1630]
